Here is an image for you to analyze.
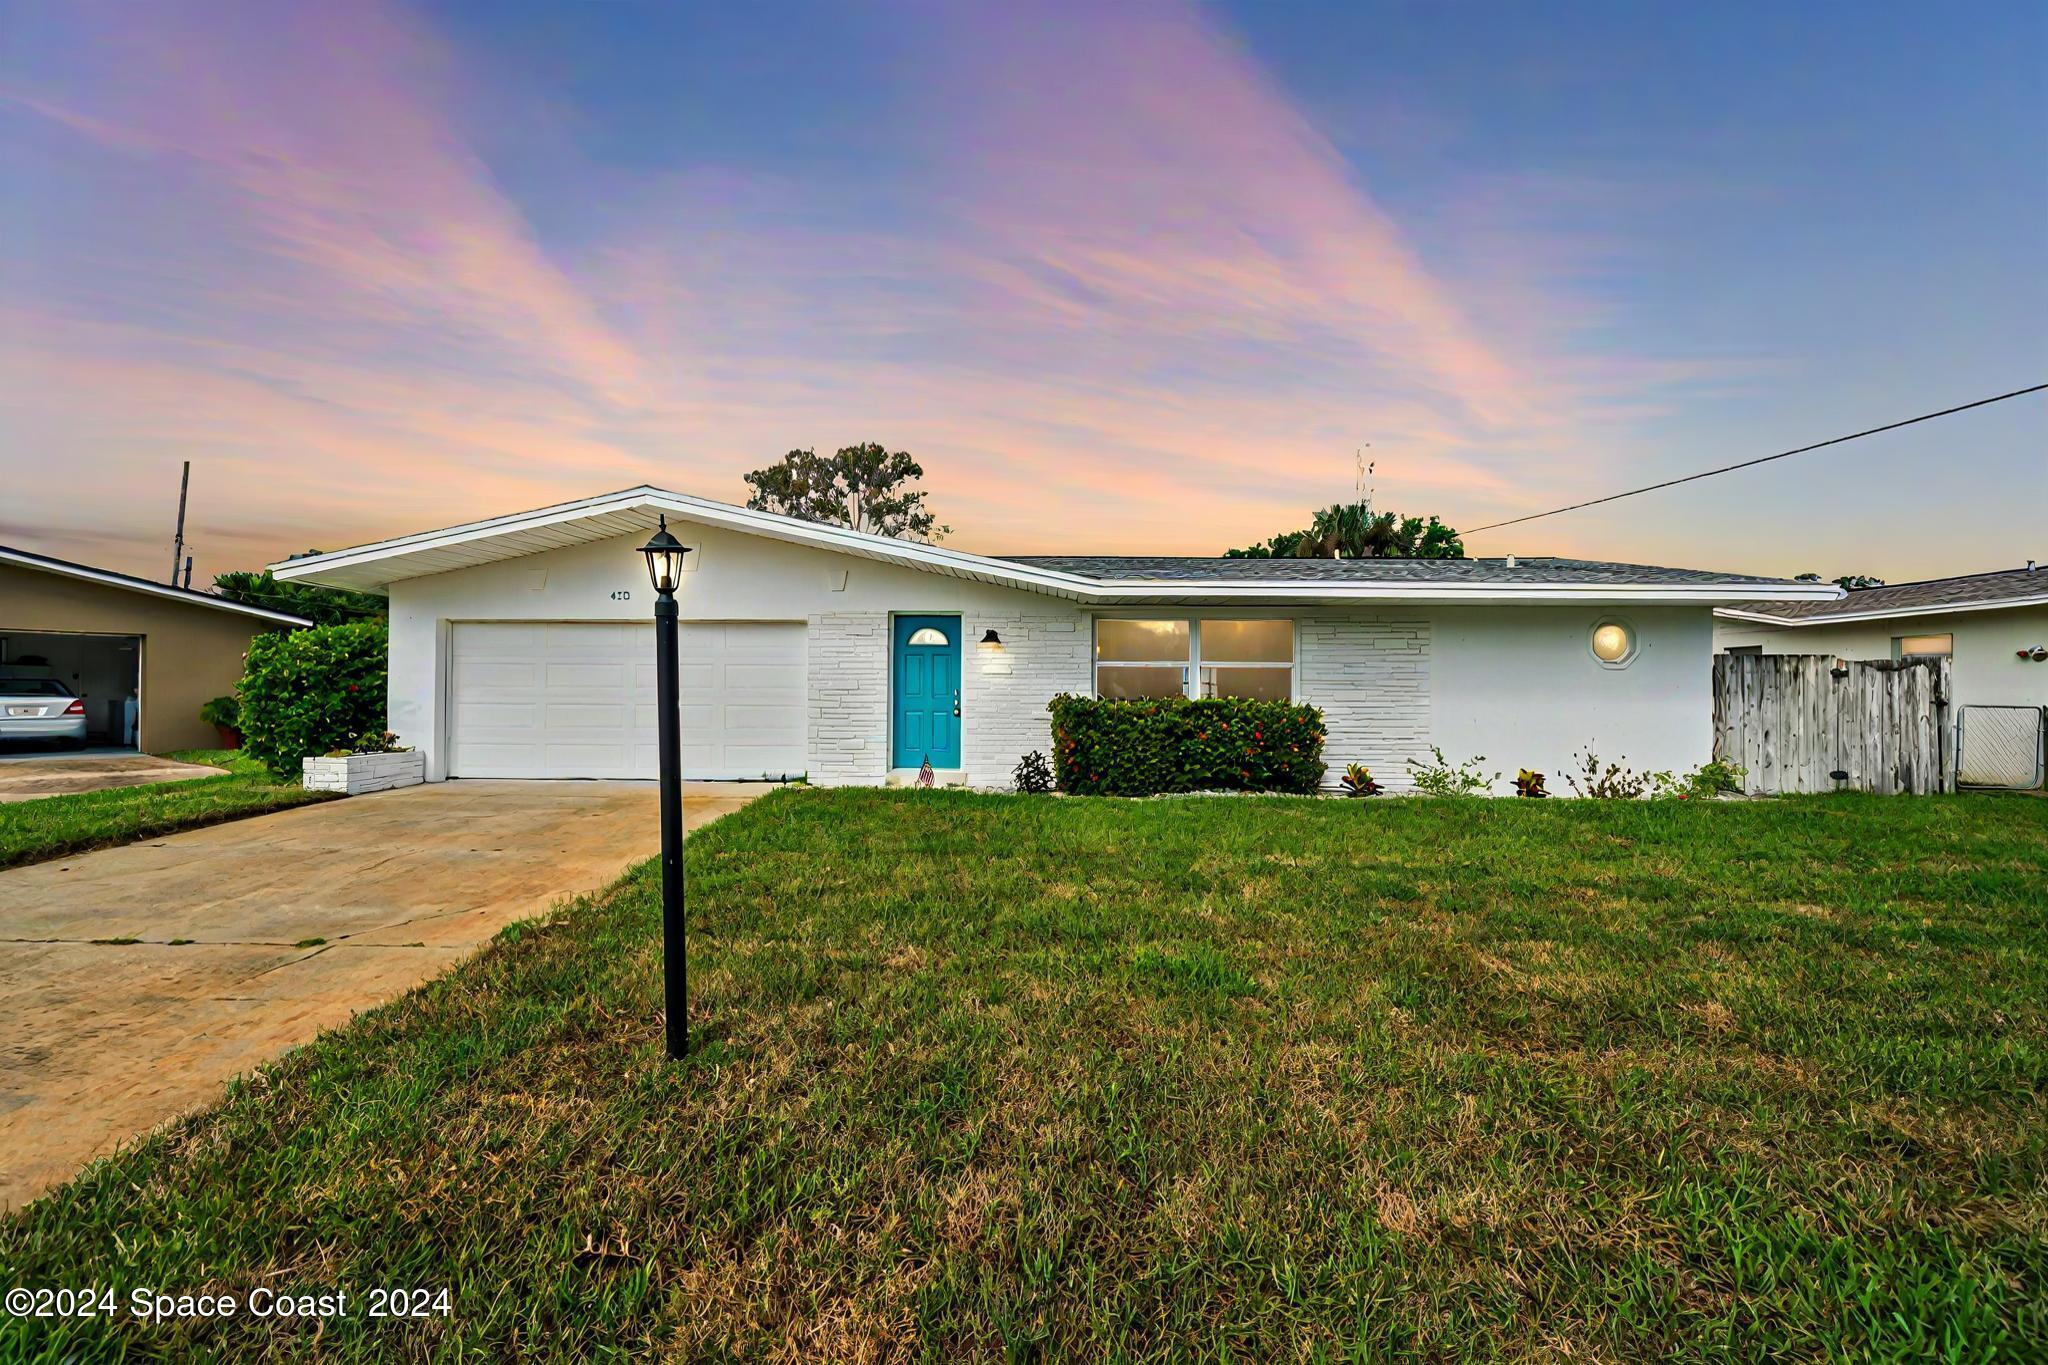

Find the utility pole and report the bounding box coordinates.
[170,462,191,585]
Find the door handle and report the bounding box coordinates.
[951,691,961,718]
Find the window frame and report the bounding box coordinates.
[1092,616,1298,703]
[1892,632,1953,660]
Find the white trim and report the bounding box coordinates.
[2,546,313,626]
[269,485,1845,607]
[1716,593,2048,628]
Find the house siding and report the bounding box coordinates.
[1298,614,1433,790]
[963,610,1093,784]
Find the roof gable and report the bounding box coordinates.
[2,545,312,626]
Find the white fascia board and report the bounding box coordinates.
[2,547,312,626]
[1714,593,2048,628]
[268,486,1844,607]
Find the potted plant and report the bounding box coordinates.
[200,695,242,749]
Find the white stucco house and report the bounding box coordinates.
[270,487,1840,793]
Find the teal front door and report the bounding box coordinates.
[892,614,961,769]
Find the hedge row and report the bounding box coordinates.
[1048,695,1326,796]
[238,621,389,778]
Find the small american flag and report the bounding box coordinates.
[917,757,935,788]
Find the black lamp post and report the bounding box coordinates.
[639,515,692,1059]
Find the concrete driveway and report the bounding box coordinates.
[0,752,228,803]
[0,779,766,1209]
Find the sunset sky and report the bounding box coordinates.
[3,0,2042,584]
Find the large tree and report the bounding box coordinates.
[742,443,948,542]
[1226,501,1464,560]
[214,561,387,626]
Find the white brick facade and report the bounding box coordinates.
[1298,615,1432,791]
[806,613,891,786]
[962,610,1093,785]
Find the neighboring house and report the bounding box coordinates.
[270,487,1839,792]
[0,545,310,752]
[1714,564,2048,724]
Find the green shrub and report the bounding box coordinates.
[1047,695,1325,796]
[237,622,388,778]
[1012,750,1054,794]
[199,694,239,731]
[1406,746,1498,797]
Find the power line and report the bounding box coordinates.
[1465,383,2048,535]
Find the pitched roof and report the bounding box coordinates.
[271,486,1842,607]
[1717,564,2048,626]
[1,544,313,627]
[1004,555,1798,587]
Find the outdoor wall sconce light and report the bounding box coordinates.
[979,628,1003,649]
[1830,659,1850,679]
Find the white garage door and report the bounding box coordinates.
[448,622,807,780]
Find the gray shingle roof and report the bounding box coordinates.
[1000,555,1805,587]
[1721,564,2048,622]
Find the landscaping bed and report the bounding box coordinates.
[0,749,334,869]
[3,789,2043,1358]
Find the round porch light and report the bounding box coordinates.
[1590,620,1635,667]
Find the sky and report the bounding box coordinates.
[2,0,2042,584]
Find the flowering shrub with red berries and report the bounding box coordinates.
[237,621,389,778]
[1047,695,1326,796]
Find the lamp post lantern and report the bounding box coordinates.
[639,515,692,1059]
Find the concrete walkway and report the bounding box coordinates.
[0,779,767,1209]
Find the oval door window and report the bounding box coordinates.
[907,627,950,646]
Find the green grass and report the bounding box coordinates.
[4,789,2044,1360]
[0,748,331,869]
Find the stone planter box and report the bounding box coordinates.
[302,750,425,795]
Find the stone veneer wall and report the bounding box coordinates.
[806,613,891,786]
[1297,615,1432,790]
[961,610,1093,785]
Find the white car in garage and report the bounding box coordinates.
[0,676,89,748]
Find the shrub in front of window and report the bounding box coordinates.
[238,621,389,778]
[1047,695,1326,796]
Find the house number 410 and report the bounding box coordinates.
[610,590,631,601]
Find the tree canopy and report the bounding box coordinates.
[1225,501,1464,560]
[1794,572,1886,590]
[742,443,948,542]
[214,562,387,626]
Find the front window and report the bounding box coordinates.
[1095,619,1189,699]
[1894,633,1952,659]
[1094,619,1294,701]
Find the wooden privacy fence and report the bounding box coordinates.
[1712,654,1953,795]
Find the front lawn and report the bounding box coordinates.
[0,748,331,869]
[4,790,2043,1359]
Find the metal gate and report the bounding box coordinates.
[1956,706,2047,789]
